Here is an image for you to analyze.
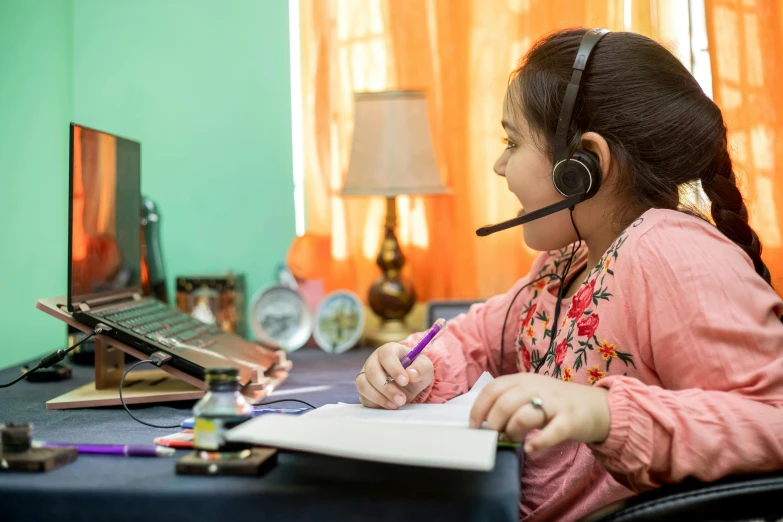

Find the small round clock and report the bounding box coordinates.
[313,290,365,354]
[249,285,313,352]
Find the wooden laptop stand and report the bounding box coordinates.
[36,297,291,410]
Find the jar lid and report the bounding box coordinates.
[204,367,240,386]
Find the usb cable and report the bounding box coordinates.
[119,351,180,429]
[0,324,111,388]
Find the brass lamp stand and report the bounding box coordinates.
[366,196,415,346]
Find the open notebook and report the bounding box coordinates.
[226,372,499,471]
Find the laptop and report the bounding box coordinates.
[67,123,276,386]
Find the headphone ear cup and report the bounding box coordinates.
[573,149,602,197]
[553,150,602,198]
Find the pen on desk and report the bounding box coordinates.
[180,407,310,429]
[384,318,447,385]
[33,441,176,457]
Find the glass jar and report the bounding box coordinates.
[192,367,253,455]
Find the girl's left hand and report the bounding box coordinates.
[469,373,612,454]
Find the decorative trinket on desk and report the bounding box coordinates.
[249,264,313,352]
[0,423,78,473]
[176,273,246,337]
[249,286,312,352]
[314,290,365,354]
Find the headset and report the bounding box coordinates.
[476,28,610,237]
[475,28,610,376]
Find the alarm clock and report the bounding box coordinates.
[249,285,313,352]
[313,290,365,354]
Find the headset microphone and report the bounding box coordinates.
[475,192,585,237]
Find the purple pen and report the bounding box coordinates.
[385,318,446,384]
[33,442,175,457]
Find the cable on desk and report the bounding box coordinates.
[119,352,181,429]
[119,366,316,428]
[0,324,111,389]
[2,330,320,427]
[255,398,317,410]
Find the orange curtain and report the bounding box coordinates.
[705,0,783,291]
[293,0,701,301]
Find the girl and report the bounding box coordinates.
[355,28,783,521]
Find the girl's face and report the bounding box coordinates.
[494,96,580,251]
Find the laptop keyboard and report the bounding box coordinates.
[94,299,221,348]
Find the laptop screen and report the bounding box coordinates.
[68,123,142,309]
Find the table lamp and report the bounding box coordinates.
[340,90,447,346]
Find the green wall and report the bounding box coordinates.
[0,0,295,369]
[0,0,74,369]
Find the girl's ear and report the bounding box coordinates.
[580,132,612,182]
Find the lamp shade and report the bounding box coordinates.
[341,90,447,197]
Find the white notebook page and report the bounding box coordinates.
[226,372,498,471]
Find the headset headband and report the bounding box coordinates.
[552,28,610,164]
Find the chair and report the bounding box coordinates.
[585,470,783,521]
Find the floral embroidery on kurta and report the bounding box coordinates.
[586,365,605,384]
[515,218,644,380]
[515,246,576,371]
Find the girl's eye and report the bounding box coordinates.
[501,137,517,149]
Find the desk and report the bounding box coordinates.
[0,348,520,522]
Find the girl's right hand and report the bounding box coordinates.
[356,343,434,409]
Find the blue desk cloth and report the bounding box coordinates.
[0,347,520,522]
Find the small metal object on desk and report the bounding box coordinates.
[0,423,78,473]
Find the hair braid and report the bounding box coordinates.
[701,148,771,284]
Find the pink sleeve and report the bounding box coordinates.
[589,222,783,491]
[405,254,550,404]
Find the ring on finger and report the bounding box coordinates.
[530,396,548,423]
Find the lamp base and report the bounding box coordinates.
[364,320,413,347]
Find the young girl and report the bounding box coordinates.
[355,28,783,521]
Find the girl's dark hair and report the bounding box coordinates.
[508,28,772,285]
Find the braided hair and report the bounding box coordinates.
[701,146,770,283]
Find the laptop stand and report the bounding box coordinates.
[36,296,291,410]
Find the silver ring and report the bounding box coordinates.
[355,371,366,380]
[530,396,548,423]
